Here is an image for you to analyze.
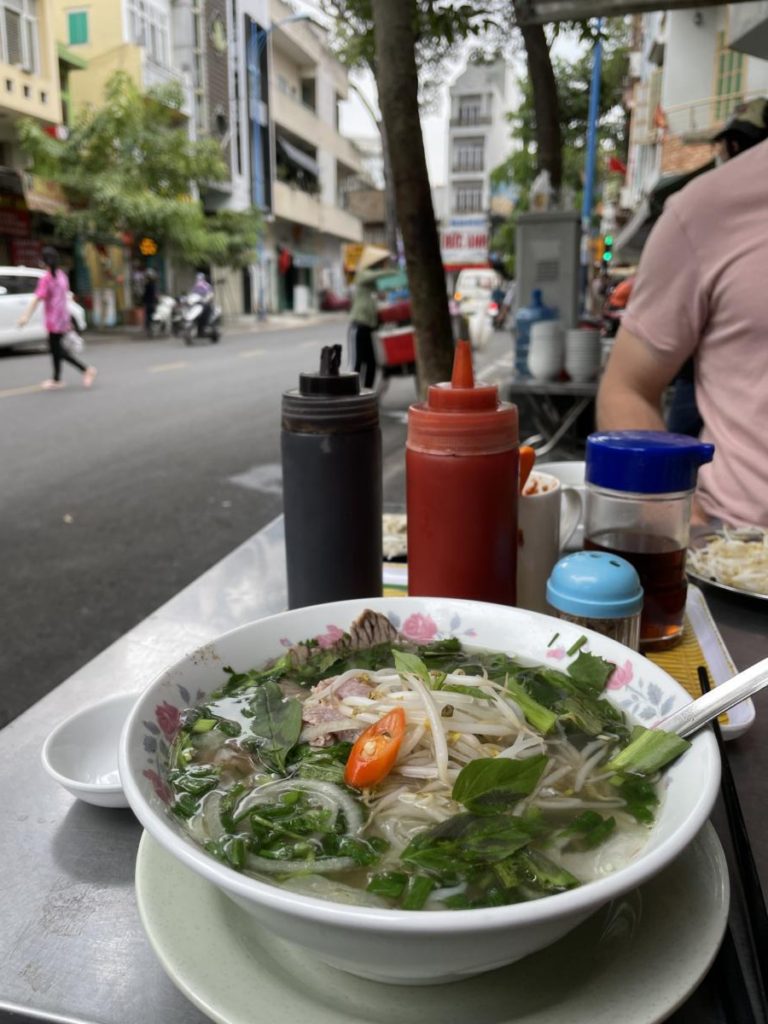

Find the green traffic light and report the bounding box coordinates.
[603,251,613,261]
[604,234,614,246]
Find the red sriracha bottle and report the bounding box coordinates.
[406,340,520,604]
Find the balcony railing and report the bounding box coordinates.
[452,160,485,173]
[663,88,765,138]
[450,113,492,127]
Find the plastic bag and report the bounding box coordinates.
[63,330,85,355]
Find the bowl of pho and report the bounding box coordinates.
[119,598,719,985]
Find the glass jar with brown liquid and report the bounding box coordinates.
[584,432,714,651]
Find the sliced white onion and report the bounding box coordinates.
[245,852,356,875]
[234,778,364,833]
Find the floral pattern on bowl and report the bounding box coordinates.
[133,604,690,818]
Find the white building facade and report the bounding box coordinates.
[262,0,363,313]
[443,58,518,277]
[623,4,768,213]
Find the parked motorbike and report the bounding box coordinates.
[180,293,222,345]
[149,294,179,337]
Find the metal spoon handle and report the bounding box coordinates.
[659,656,768,738]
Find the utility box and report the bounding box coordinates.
[516,211,580,328]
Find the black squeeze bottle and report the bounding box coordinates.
[281,344,382,609]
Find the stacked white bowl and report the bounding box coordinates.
[527,320,564,381]
[565,328,602,382]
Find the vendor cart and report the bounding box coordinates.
[373,270,418,394]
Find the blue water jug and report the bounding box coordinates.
[514,288,557,378]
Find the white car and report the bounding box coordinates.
[0,266,86,350]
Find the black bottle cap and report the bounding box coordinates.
[283,343,379,433]
[299,345,360,396]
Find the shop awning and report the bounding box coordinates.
[516,0,757,23]
[277,137,319,178]
[57,42,87,69]
[23,175,69,215]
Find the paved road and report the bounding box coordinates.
[1,318,519,726]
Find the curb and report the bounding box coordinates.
[83,311,347,345]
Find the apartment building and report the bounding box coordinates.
[619,4,768,255]
[0,0,65,265]
[264,0,362,312]
[52,0,188,110]
[444,57,517,278]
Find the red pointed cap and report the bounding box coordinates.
[407,339,518,455]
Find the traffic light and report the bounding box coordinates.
[602,234,614,264]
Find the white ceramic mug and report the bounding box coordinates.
[517,470,582,613]
[537,460,586,551]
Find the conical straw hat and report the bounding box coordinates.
[356,245,390,272]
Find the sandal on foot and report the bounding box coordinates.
[83,367,98,388]
[41,379,65,390]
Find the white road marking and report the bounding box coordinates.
[238,349,266,358]
[0,384,46,398]
[149,361,188,373]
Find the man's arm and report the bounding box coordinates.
[596,324,685,431]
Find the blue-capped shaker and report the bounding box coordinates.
[546,550,644,650]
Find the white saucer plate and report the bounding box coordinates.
[136,823,729,1024]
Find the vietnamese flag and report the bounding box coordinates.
[607,155,627,175]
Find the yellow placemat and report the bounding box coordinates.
[646,615,728,723]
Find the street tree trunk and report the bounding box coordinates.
[513,4,563,195]
[371,0,454,389]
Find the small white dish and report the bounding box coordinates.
[42,692,138,808]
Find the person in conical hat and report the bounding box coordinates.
[348,246,392,389]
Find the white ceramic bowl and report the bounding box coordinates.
[119,598,720,985]
[43,692,137,808]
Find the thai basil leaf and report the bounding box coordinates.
[559,811,616,851]
[615,775,659,823]
[393,649,432,686]
[246,681,302,772]
[452,755,548,813]
[517,849,580,893]
[567,650,616,692]
[288,741,353,783]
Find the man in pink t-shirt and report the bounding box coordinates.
[597,118,768,528]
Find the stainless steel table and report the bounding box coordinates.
[506,378,598,456]
[1,515,766,1024]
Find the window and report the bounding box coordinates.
[300,77,315,112]
[714,30,744,120]
[67,9,88,45]
[457,94,483,126]
[0,273,38,294]
[1,0,39,72]
[453,137,484,173]
[127,0,169,67]
[454,180,483,214]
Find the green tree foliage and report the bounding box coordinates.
[490,20,630,275]
[18,71,260,267]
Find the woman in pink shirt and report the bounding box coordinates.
[18,246,97,390]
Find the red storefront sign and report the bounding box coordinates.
[0,207,31,237]
[11,238,43,266]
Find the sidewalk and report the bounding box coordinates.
[84,310,347,344]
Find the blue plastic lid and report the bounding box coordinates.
[586,431,714,495]
[546,551,644,618]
